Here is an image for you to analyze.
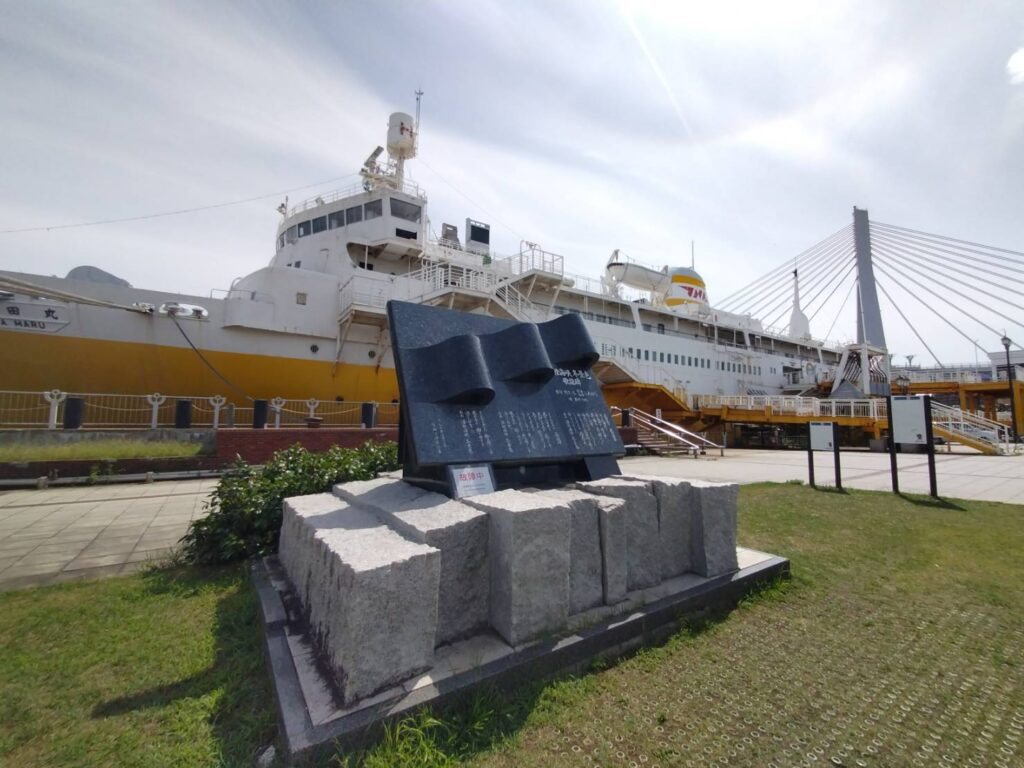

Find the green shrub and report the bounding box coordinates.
[180,441,399,564]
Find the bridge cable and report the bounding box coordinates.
[872,223,1024,271]
[758,245,854,329]
[871,230,1024,286]
[871,227,1024,279]
[733,237,854,318]
[872,249,1024,336]
[872,258,1024,350]
[763,248,853,331]
[718,226,853,313]
[807,261,858,322]
[874,278,946,367]
[716,224,852,310]
[872,221,1024,261]
[872,241,1024,313]
[824,276,857,341]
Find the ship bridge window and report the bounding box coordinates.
[469,224,490,245]
[278,234,285,250]
[364,199,383,220]
[312,216,327,234]
[297,220,312,238]
[390,198,422,223]
[286,225,297,244]
[346,205,363,224]
[329,210,345,229]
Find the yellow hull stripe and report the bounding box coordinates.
[670,275,705,287]
[0,331,399,403]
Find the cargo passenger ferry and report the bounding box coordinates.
[0,106,846,414]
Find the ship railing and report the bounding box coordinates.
[493,243,565,278]
[0,390,400,430]
[338,276,390,315]
[288,180,426,217]
[696,394,886,420]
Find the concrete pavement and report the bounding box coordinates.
[0,479,217,591]
[622,449,1024,504]
[1,449,1021,592]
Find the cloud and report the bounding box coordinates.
[1009,47,1024,84]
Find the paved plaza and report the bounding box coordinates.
[0,479,217,591]
[1,449,1021,591]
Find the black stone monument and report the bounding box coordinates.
[387,300,624,497]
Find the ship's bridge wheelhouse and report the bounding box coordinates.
[272,188,425,274]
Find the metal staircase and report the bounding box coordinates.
[928,402,1019,456]
[629,408,724,457]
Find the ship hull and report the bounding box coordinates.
[1,330,398,403]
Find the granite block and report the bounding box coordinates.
[620,474,696,580]
[279,493,440,703]
[465,489,571,645]
[689,480,739,577]
[335,478,489,644]
[576,477,660,590]
[531,488,612,614]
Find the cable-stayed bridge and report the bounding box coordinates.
[681,207,1024,455]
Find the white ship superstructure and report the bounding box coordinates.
[0,106,843,412]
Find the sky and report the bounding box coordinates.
[1,0,1023,365]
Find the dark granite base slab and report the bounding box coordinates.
[252,547,790,761]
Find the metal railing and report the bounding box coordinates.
[930,402,1017,455]
[631,408,724,457]
[0,390,396,431]
[696,394,888,420]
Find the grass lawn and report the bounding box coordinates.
[0,439,204,462]
[1,484,1022,767]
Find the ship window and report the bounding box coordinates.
[469,224,490,245]
[296,292,307,305]
[657,323,665,335]
[390,198,422,223]
[294,260,301,268]
[346,205,362,224]
[644,350,649,361]
[286,225,297,244]
[312,216,327,234]
[659,352,665,363]
[297,220,312,237]
[278,234,285,250]
[364,199,383,220]
[329,210,345,229]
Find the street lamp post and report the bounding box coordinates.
[1002,334,1018,442]
[894,374,910,396]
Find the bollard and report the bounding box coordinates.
[621,408,632,427]
[361,402,378,428]
[253,399,268,429]
[63,397,85,430]
[174,399,193,429]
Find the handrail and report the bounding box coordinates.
[630,408,724,457]
[930,401,1016,454]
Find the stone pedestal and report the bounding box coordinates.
[278,493,440,703]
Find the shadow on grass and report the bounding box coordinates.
[895,493,966,511]
[90,564,274,766]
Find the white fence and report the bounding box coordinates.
[696,395,888,420]
[0,390,398,430]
